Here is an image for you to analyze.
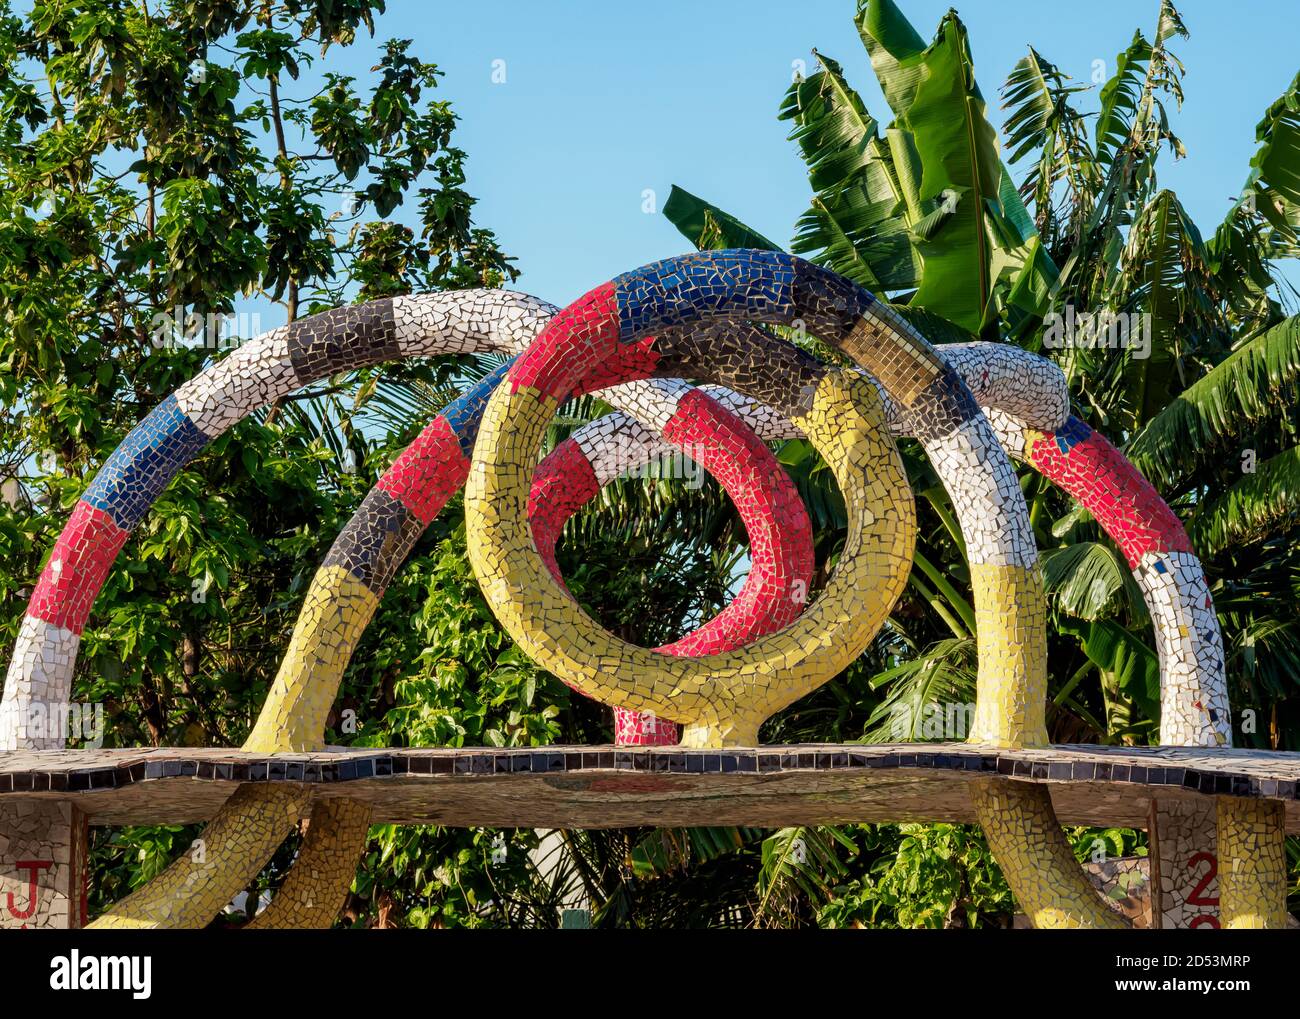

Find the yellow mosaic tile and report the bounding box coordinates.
[87,784,307,929]
[244,566,380,753]
[966,562,1049,749]
[969,778,1128,929]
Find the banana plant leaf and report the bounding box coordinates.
[853,0,1055,331]
[1126,315,1300,491]
[661,184,782,252]
[1058,617,1160,722]
[1189,445,1300,557]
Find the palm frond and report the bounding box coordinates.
[862,637,978,742]
[1068,5,1187,308]
[1226,616,1300,717]
[1094,31,1153,166]
[1058,618,1160,723]
[1207,70,1300,327]
[629,827,764,879]
[858,7,1003,331]
[1249,70,1300,239]
[1041,541,1142,622]
[779,50,880,193]
[756,826,856,925]
[1125,315,1300,489]
[778,51,918,291]
[1109,188,1225,429]
[1000,47,1098,241]
[1189,445,1300,557]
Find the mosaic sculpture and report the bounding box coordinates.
[0,250,1284,929]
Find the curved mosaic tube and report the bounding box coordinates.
[1020,420,1229,746]
[89,783,307,929]
[970,779,1128,928]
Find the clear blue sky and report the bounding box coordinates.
[311,0,1299,308]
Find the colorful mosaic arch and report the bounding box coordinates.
[2,249,1275,930]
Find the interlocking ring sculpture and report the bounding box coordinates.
[3,250,1281,929]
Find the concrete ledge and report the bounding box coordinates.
[1,743,1298,829]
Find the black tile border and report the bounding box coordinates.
[1,745,1298,803]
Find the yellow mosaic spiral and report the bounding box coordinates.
[467,368,915,747]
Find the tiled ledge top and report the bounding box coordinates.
[2,742,1298,800]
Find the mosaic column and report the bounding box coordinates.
[1149,798,1220,929]
[0,800,87,929]
[969,778,1128,928]
[1216,796,1288,929]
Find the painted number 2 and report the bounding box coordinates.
[1186,851,1220,928]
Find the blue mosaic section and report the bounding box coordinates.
[82,395,212,531]
[1054,415,1093,454]
[613,250,797,342]
[443,358,516,458]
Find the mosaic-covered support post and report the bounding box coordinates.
[246,799,373,929]
[90,784,308,929]
[1216,796,1288,929]
[0,800,87,929]
[970,779,1128,928]
[1149,799,1221,929]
